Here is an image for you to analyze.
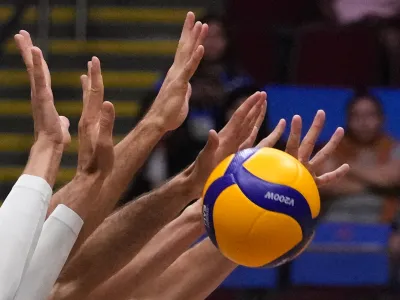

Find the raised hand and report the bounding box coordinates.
[78,57,115,178]
[14,31,70,147]
[258,110,349,187]
[187,92,266,197]
[146,12,208,132]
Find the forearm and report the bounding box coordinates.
[54,171,196,299]
[0,174,52,299]
[15,205,83,300]
[24,138,63,188]
[89,206,205,300]
[136,238,237,300]
[47,174,105,260]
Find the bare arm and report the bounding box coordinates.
[51,85,264,300]
[87,201,205,300]
[51,170,200,299]
[50,13,208,250]
[134,111,350,300]
[134,238,237,300]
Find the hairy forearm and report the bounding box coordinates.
[137,238,237,300]
[53,171,196,299]
[24,139,63,188]
[88,207,205,300]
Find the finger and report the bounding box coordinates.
[194,23,209,50]
[228,91,261,126]
[31,47,47,93]
[316,163,350,186]
[239,126,259,150]
[59,116,70,129]
[180,12,196,44]
[80,74,89,106]
[255,93,267,129]
[202,130,219,157]
[237,99,262,147]
[15,33,35,91]
[285,115,302,158]
[197,130,219,167]
[87,60,93,89]
[187,21,203,55]
[298,110,325,163]
[20,30,33,47]
[257,119,286,148]
[309,127,345,168]
[178,45,204,82]
[88,56,104,116]
[98,101,115,144]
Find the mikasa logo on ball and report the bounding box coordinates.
[264,192,295,206]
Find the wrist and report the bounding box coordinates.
[24,139,64,187]
[144,106,174,134]
[67,173,105,220]
[176,167,201,200]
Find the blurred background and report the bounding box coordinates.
[1,0,400,299]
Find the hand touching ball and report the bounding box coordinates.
[202,147,319,268]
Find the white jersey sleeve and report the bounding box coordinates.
[15,204,83,300]
[0,174,52,300]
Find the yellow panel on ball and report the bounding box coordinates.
[242,148,320,218]
[213,183,302,267]
[203,154,234,195]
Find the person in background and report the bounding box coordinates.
[320,92,400,223]
[320,0,400,85]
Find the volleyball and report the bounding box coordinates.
[202,147,320,268]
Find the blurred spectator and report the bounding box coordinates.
[320,92,400,223]
[320,0,400,85]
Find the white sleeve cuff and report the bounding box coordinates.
[50,205,84,236]
[15,174,52,202]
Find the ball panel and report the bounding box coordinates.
[290,164,320,219]
[242,147,320,219]
[202,154,235,198]
[234,165,314,237]
[213,183,302,267]
[224,148,259,176]
[242,148,301,187]
[264,231,315,268]
[202,175,236,248]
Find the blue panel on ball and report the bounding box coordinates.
[234,167,315,238]
[263,230,315,268]
[225,148,259,177]
[202,175,235,248]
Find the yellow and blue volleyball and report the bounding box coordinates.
[202,147,320,268]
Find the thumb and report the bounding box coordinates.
[197,130,219,169]
[98,101,115,144]
[185,82,192,102]
[59,116,70,129]
[91,101,115,176]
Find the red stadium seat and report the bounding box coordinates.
[226,0,321,29]
[232,30,280,85]
[290,26,384,87]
